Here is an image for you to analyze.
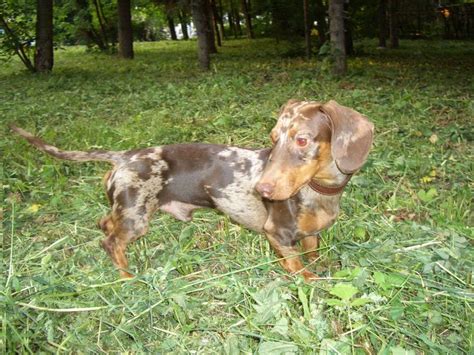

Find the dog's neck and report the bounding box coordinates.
[309,159,352,195]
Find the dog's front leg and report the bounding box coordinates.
[301,235,320,263]
[264,232,318,282]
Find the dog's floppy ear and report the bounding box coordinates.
[321,100,374,174]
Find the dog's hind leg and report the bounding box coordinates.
[99,179,155,278]
[100,210,150,278]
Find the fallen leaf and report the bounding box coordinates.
[429,134,439,144]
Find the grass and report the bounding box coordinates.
[1,38,473,353]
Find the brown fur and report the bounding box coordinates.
[11,100,373,282]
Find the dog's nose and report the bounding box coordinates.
[256,182,275,199]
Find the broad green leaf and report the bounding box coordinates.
[374,271,388,289]
[320,338,351,354]
[272,317,289,337]
[333,269,352,278]
[170,293,187,309]
[329,283,358,301]
[417,188,437,203]
[297,286,310,319]
[390,346,415,355]
[390,305,404,321]
[252,286,284,324]
[428,310,443,325]
[386,273,406,287]
[257,341,298,354]
[223,335,241,355]
[350,298,370,307]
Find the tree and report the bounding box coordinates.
[191,0,211,69]
[216,0,225,39]
[205,0,217,53]
[92,0,115,49]
[344,1,353,55]
[241,0,254,39]
[388,0,399,48]
[329,0,346,75]
[0,2,36,72]
[231,0,242,36]
[210,0,222,46]
[73,0,109,50]
[378,0,387,47]
[167,14,178,39]
[163,0,178,40]
[303,0,311,59]
[35,0,54,72]
[117,0,133,58]
[178,10,189,39]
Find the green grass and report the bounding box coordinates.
[1,38,473,353]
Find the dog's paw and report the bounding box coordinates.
[301,270,319,282]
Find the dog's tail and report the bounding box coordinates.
[10,125,123,164]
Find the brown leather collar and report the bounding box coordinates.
[307,174,352,196]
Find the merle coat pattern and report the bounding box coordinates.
[11,100,374,281]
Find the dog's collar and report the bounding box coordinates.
[308,174,352,196]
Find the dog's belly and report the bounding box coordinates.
[155,144,270,232]
[157,194,267,232]
[212,189,268,232]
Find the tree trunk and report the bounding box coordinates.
[328,0,346,75]
[205,0,217,53]
[117,0,133,59]
[241,0,254,39]
[179,11,189,40]
[210,0,222,46]
[388,0,399,48]
[344,2,353,55]
[232,1,242,35]
[303,0,311,59]
[228,10,237,38]
[378,0,387,47]
[75,0,104,49]
[35,0,54,72]
[191,0,211,70]
[168,15,178,40]
[217,0,226,39]
[93,0,110,49]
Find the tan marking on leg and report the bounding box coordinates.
[265,233,318,282]
[98,214,115,235]
[100,210,150,279]
[301,235,319,262]
[297,209,336,235]
[101,230,134,279]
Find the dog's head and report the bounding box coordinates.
[256,100,374,200]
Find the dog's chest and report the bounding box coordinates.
[296,187,341,236]
[209,148,269,232]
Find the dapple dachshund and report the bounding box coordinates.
[11,100,374,281]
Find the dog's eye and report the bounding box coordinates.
[296,137,308,147]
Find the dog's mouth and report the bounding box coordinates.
[257,181,307,201]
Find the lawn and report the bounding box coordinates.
[1,38,473,353]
